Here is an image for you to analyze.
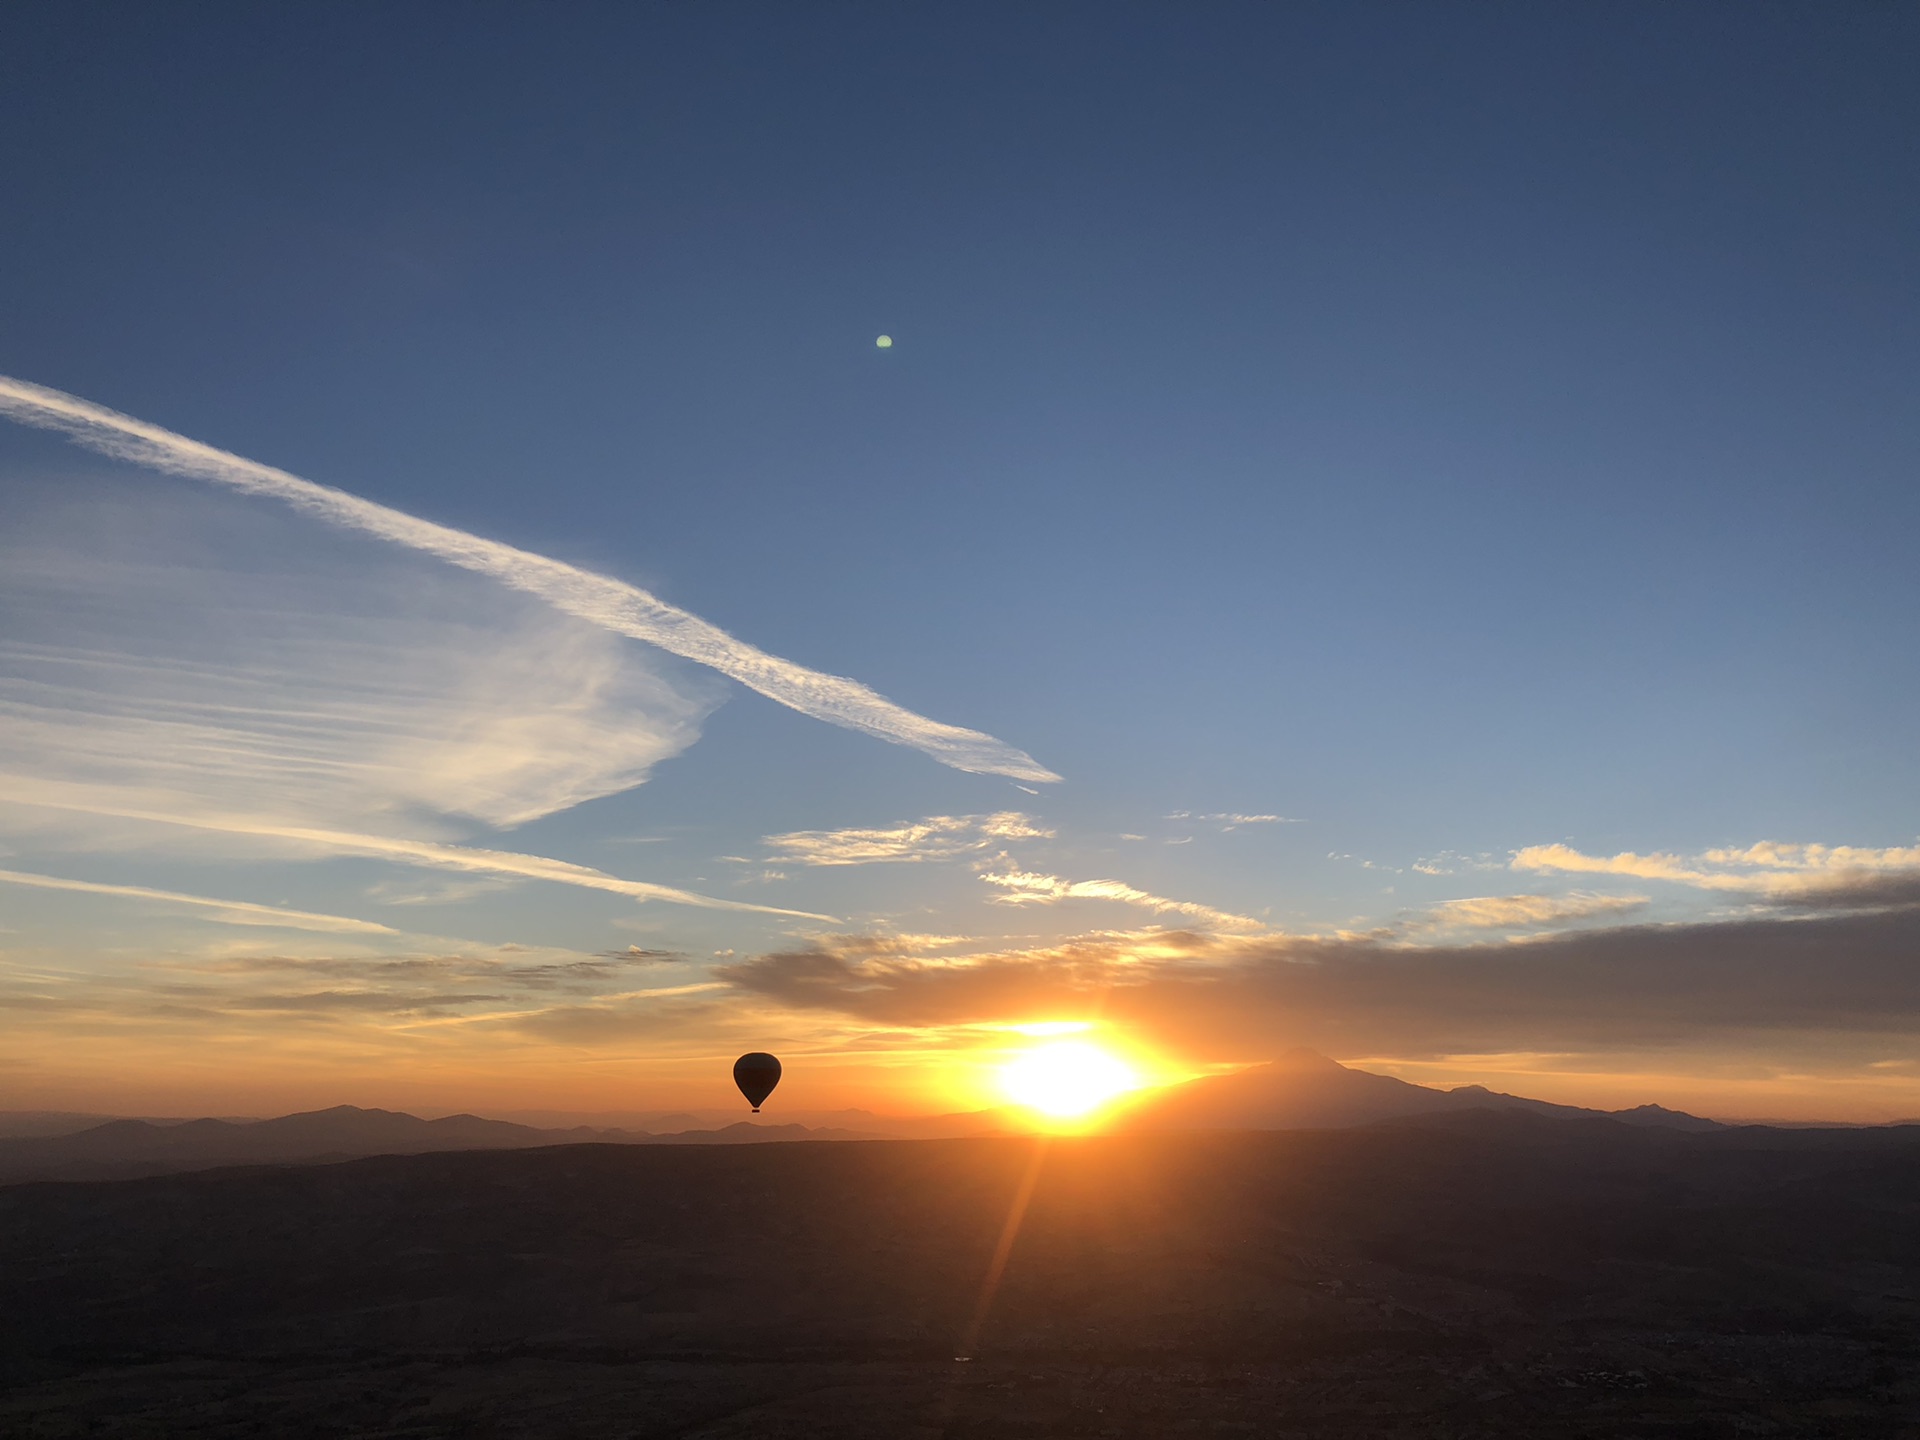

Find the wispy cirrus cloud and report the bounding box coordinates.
[0,374,1058,784]
[0,942,722,1041]
[592,945,688,966]
[1514,840,1920,908]
[980,868,1266,932]
[365,878,517,908]
[1414,891,1648,931]
[0,567,715,832]
[4,777,832,920]
[0,867,397,935]
[0,478,718,807]
[0,461,834,922]
[1167,811,1300,830]
[1412,850,1502,877]
[761,812,1051,866]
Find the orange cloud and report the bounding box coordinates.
[1513,839,1920,907]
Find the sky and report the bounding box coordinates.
[2,3,1916,1123]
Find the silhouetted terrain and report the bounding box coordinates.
[1118,1048,1727,1133]
[0,1055,1730,1187]
[2,1113,1916,1436]
[0,1107,897,1185]
[0,1112,124,1140]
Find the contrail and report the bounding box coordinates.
[0,375,1061,785]
[0,867,398,934]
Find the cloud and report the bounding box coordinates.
[200,946,690,997]
[761,812,1051,866]
[220,987,509,1015]
[3,777,833,920]
[0,867,397,934]
[1412,850,1502,877]
[487,989,732,1044]
[979,868,1266,932]
[1168,811,1299,828]
[0,939,732,1041]
[0,475,731,851]
[0,487,834,922]
[1415,891,1649,931]
[1763,871,1920,912]
[0,560,717,833]
[719,906,1920,1062]
[1514,840,1920,908]
[593,945,687,965]
[366,878,517,907]
[0,374,1058,784]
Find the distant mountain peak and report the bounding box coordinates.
[1271,1047,1343,1072]
[1119,1057,1722,1135]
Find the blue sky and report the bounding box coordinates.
[2,4,1916,1120]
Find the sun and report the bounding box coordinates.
[999,1040,1141,1118]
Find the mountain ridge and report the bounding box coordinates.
[1115,1048,1727,1133]
[0,1052,1730,1185]
[0,1106,914,1185]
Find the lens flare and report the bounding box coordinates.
[999,1040,1139,1117]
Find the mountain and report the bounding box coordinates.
[0,1106,566,1184]
[647,1121,876,1145]
[0,1060,1724,1186]
[0,1110,123,1139]
[1606,1102,1726,1132]
[506,1107,1019,1141]
[1115,1048,1724,1133]
[0,1106,892,1185]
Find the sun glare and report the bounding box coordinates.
[999,1040,1140,1118]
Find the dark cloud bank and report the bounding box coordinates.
[720,906,1920,1063]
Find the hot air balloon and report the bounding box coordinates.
[733,1052,782,1112]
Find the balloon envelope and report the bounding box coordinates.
[733,1052,782,1111]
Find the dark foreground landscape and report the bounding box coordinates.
[2,1113,1917,1438]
